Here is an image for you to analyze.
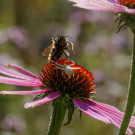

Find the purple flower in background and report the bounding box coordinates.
[0,26,29,48]
[1,114,26,132]
[69,0,135,14]
[0,59,135,135]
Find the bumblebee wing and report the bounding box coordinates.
[42,44,53,56]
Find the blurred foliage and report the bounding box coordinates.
[0,0,135,135]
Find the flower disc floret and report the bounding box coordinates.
[118,0,135,8]
[39,59,96,99]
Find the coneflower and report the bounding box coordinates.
[0,59,135,135]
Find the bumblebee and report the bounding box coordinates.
[42,36,74,62]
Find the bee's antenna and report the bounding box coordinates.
[52,35,72,38]
[52,35,58,38]
[65,36,72,38]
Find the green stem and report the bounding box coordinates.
[118,33,135,135]
[47,98,68,135]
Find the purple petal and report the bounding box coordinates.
[130,116,135,128]
[0,66,35,80]
[74,98,111,124]
[7,64,39,79]
[0,76,42,87]
[24,92,61,108]
[74,98,134,135]
[95,102,135,128]
[69,0,135,15]
[0,88,53,95]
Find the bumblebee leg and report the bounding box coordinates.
[67,42,75,55]
[63,49,69,59]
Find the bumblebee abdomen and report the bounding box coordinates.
[48,48,63,62]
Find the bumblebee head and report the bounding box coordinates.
[58,36,67,46]
[52,35,71,47]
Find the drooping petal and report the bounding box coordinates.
[0,76,42,87]
[69,0,135,14]
[7,64,39,79]
[0,66,35,80]
[24,92,61,108]
[95,102,135,128]
[0,88,53,95]
[74,98,134,135]
[85,100,133,135]
[74,98,111,124]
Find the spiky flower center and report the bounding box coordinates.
[118,0,135,8]
[39,59,96,99]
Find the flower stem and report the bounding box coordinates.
[47,97,68,135]
[118,32,135,135]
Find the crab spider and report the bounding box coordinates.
[51,60,81,77]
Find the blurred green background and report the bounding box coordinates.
[0,0,135,135]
